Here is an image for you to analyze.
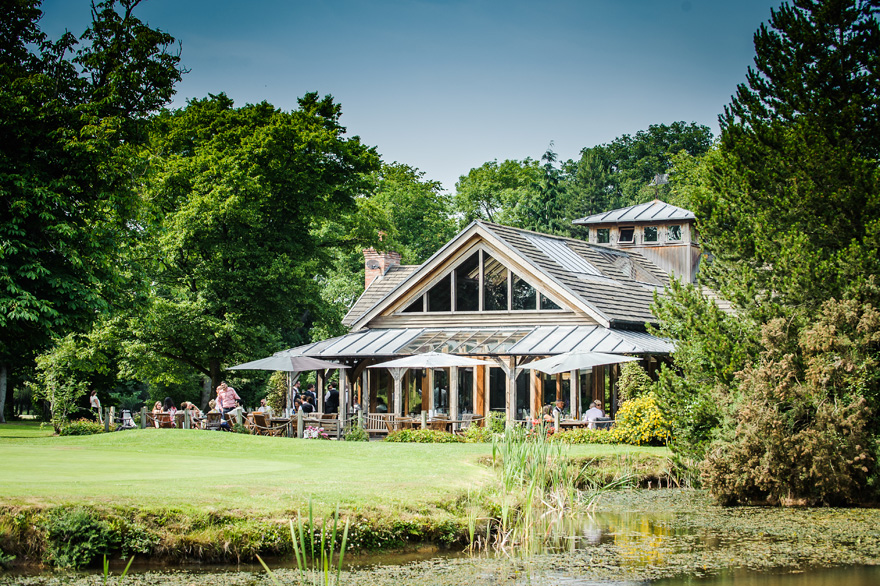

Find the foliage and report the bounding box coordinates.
[115,93,380,390]
[453,158,543,225]
[343,424,369,442]
[0,0,183,364]
[701,299,880,505]
[26,334,109,430]
[462,424,494,443]
[58,419,109,436]
[384,429,464,443]
[613,393,671,446]
[43,507,116,569]
[266,371,287,413]
[550,428,619,445]
[567,122,713,221]
[617,361,654,403]
[486,411,507,434]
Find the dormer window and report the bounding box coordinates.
[644,226,658,242]
[596,228,610,243]
[668,224,682,241]
[618,227,634,244]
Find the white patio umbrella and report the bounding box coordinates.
[228,355,349,372]
[516,351,640,375]
[368,351,493,370]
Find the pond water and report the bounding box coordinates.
[3,490,878,585]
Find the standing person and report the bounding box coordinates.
[216,381,241,415]
[291,380,302,404]
[302,383,317,404]
[89,390,102,424]
[325,384,340,414]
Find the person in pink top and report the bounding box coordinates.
[216,381,241,415]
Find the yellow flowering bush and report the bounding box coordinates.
[613,392,671,446]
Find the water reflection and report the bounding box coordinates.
[654,565,880,586]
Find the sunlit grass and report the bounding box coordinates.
[0,424,669,518]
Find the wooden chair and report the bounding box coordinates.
[156,413,174,429]
[225,411,239,427]
[205,411,223,431]
[383,414,394,434]
[252,412,282,437]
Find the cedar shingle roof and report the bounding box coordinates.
[342,265,418,327]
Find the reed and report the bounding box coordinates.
[257,502,350,586]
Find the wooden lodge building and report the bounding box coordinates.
[283,200,700,423]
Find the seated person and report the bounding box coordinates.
[299,397,315,414]
[541,405,553,424]
[582,400,606,428]
[552,400,566,418]
[257,398,273,416]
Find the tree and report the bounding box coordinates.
[567,122,714,221]
[117,93,380,407]
[0,0,183,422]
[507,148,570,235]
[453,158,542,225]
[370,162,456,264]
[656,0,880,502]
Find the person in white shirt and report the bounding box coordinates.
[582,400,605,428]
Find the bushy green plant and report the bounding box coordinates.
[266,371,287,413]
[617,361,653,403]
[613,393,670,446]
[43,507,116,569]
[385,429,464,443]
[486,411,506,434]
[58,418,109,436]
[550,428,619,445]
[462,423,493,443]
[343,424,369,442]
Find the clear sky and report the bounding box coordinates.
[39,0,782,193]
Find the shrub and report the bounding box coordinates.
[618,361,653,403]
[58,419,109,436]
[344,424,369,442]
[43,507,116,569]
[613,393,671,446]
[486,411,506,434]
[550,427,619,445]
[462,424,493,443]
[385,429,464,443]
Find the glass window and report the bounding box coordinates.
[515,371,529,420]
[511,274,537,310]
[454,253,479,311]
[618,227,634,243]
[644,226,658,242]
[426,274,451,312]
[433,369,449,414]
[597,228,610,244]
[458,368,473,414]
[540,294,561,310]
[668,224,682,241]
[489,368,506,412]
[483,254,508,311]
[402,296,423,313]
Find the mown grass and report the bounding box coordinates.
[0,422,669,518]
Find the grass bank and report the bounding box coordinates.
[0,422,671,567]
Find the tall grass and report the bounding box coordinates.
[257,502,350,586]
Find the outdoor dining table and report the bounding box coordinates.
[558,419,591,429]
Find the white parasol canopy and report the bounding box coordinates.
[229,354,350,372]
[368,352,494,370]
[516,351,640,375]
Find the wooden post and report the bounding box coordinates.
[449,366,459,430]
[184,409,191,430]
[110,406,116,428]
[475,365,485,420]
[553,410,559,433]
[421,369,430,414]
[421,410,427,430]
[533,371,543,419]
[296,410,304,438]
[140,407,147,429]
[569,369,578,419]
[337,404,343,441]
[389,368,405,417]
[103,408,110,432]
[529,368,537,422]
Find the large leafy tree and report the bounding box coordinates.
[117,93,380,406]
[658,0,880,503]
[567,122,713,221]
[453,158,542,225]
[0,0,183,422]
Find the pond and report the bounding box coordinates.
[3,490,878,585]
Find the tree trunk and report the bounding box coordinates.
[201,377,212,412]
[0,363,7,424]
[210,359,222,391]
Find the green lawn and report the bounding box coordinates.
[0,422,670,517]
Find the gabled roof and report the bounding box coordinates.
[346,221,669,330]
[342,264,418,327]
[573,199,695,225]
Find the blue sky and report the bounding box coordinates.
[40,0,781,192]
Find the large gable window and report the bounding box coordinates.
[398,248,563,314]
[454,253,479,311]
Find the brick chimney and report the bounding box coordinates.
[363,248,401,290]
